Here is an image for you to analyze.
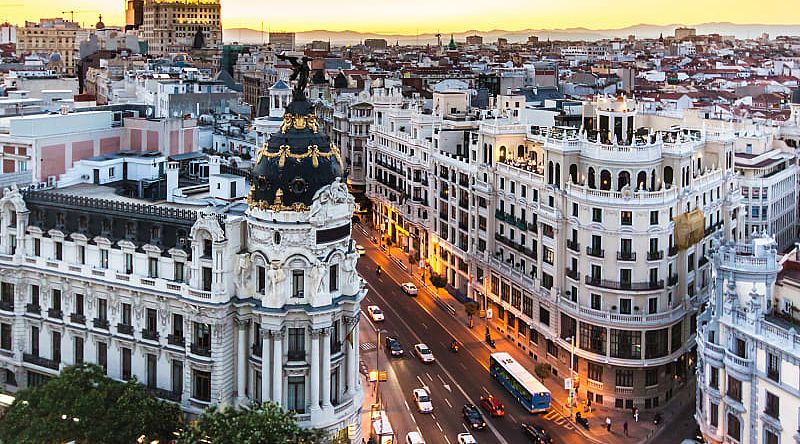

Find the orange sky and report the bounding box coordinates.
[1,0,796,34]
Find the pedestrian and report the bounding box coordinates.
[624,421,629,436]
[606,416,612,432]
[634,407,639,423]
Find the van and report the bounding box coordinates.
[406,431,426,444]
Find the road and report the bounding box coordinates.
[355,231,588,444]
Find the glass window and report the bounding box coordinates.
[726,413,740,441]
[587,362,603,382]
[645,369,658,386]
[767,352,780,382]
[765,391,779,419]
[727,375,742,402]
[122,347,132,380]
[539,307,550,326]
[709,402,718,427]
[615,369,633,387]
[192,370,211,402]
[645,329,668,359]
[292,270,304,297]
[579,323,606,354]
[329,264,339,292]
[288,328,305,360]
[74,337,83,364]
[709,366,719,389]
[287,376,305,413]
[172,360,183,394]
[610,329,641,359]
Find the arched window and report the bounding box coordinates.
[650,169,656,190]
[547,161,554,185]
[587,168,596,189]
[637,171,647,190]
[498,146,506,162]
[664,166,674,187]
[600,170,611,191]
[555,163,561,188]
[617,171,630,191]
[517,145,525,158]
[569,164,578,184]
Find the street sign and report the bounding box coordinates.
[564,378,573,390]
[486,308,493,319]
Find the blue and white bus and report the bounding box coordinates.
[490,352,551,413]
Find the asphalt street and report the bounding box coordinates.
[355,233,589,444]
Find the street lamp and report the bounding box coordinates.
[375,327,388,407]
[564,336,577,418]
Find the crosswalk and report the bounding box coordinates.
[543,410,574,430]
[360,342,377,351]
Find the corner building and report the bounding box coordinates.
[0,91,365,441]
[476,96,744,408]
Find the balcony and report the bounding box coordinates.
[23,353,59,370]
[26,303,41,315]
[190,343,212,357]
[47,308,63,319]
[93,318,110,329]
[565,268,580,281]
[251,343,262,357]
[647,250,664,261]
[141,329,160,342]
[724,350,753,376]
[527,222,538,233]
[167,334,185,347]
[617,251,636,261]
[147,387,182,402]
[69,313,86,324]
[287,351,306,362]
[668,245,679,257]
[117,323,134,335]
[586,246,605,258]
[0,300,12,312]
[584,276,664,291]
[566,240,580,252]
[668,274,679,286]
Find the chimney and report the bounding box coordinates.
[166,161,179,203]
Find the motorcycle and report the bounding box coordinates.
[653,413,662,425]
[376,266,382,276]
[450,340,460,352]
[575,412,590,429]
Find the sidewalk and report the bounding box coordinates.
[356,222,695,444]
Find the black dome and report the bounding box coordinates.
[248,97,345,211]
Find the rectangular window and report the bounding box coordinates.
[615,369,633,387]
[329,264,339,292]
[592,208,602,222]
[55,241,62,260]
[148,257,158,278]
[765,391,779,419]
[146,308,157,333]
[51,331,61,363]
[146,353,157,388]
[74,337,84,364]
[122,347,132,380]
[546,339,558,358]
[727,375,742,402]
[124,253,133,274]
[51,289,61,312]
[709,366,719,389]
[0,323,11,350]
[192,370,211,402]
[579,322,606,354]
[610,329,641,359]
[292,270,304,297]
[591,293,601,310]
[539,307,550,326]
[97,341,107,372]
[619,298,632,314]
[645,329,668,359]
[645,369,658,387]
[257,266,266,292]
[98,298,107,321]
[709,402,718,427]
[288,328,305,361]
[74,293,84,316]
[620,211,632,226]
[172,360,183,394]
[99,249,108,269]
[671,322,682,353]
[77,245,85,264]
[287,376,306,413]
[122,303,132,326]
[726,413,740,441]
[767,352,780,382]
[174,262,184,282]
[648,297,658,314]
[588,362,603,382]
[172,314,184,337]
[193,322,211,349]
[31,326,39,356]
[650,210,659,225]
[33,238,40,256]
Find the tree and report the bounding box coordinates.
[430,274,447,289]
[177,402,325,444]
[464,301,478,328]
[0,364,181,444]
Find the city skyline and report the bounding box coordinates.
[1,0,798,34]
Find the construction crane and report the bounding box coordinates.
[61,10,96,23]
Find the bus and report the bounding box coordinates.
[489,352,551,413]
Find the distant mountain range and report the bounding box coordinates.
[222,23,800,46]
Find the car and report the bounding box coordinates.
[406,431,426,444]
[385,336,404,356]
[414,343,435,363]
[401,282,418,295]
[462,403,486,430]
[522,423,552,444]
[479,395,505,417]
[355,244,366,256]
[456,433,477,444]
[412,388,433,413]
[367,305,384,322]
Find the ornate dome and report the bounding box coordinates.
[248,97,345,211]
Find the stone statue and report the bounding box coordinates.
[267,262,285,298]
[329,177,352,204]
[309,186,332,224]
[277,52,312,100]
[237,253,252,289]
[309,262,326,295]
[344,252,359,284]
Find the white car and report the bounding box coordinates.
[367,305,384,322]
[413,388,433,413]
[355,244,366,256]
[406,431,426,444]
[414,343,435,363]
[457,433,477,444]
[401,282,418,295]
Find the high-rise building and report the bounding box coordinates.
[695,233,793,444]
[16,18,84,76]
[141,0,222,55]
[363,39,387,51]
[269,32,296,52]
[367,92,745,409]
[125,0,144,29]
[466,35,483,46]
[675,27,696,40]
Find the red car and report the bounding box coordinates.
[479,395,505,417]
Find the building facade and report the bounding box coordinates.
[140,0,222,56]
[16,19,84,76]
[695,234,794,444]
[269,32,296,52]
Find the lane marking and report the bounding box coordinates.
[436,422,443,432]
[416,375,426,387]
[431,414,436,421]
[437,374,446,385]
[426,372,433,381]
[444,435,451,444]
[445,398,453,408]
[462,424,470,432]
[421,322,429,329]
[508,414,518,424]
[481,386,490,395]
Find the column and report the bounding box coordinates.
[353,318,361,389]
[271,330,283,405]
[309,329,321,411]
[261,329,270,404]
[321,328,332,408]
[236,321,247,403]
[345,317,357,395]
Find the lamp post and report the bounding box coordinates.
[566,335,576,418]
[375,327,388,407]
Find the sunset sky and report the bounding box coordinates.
[1,0,796,34]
